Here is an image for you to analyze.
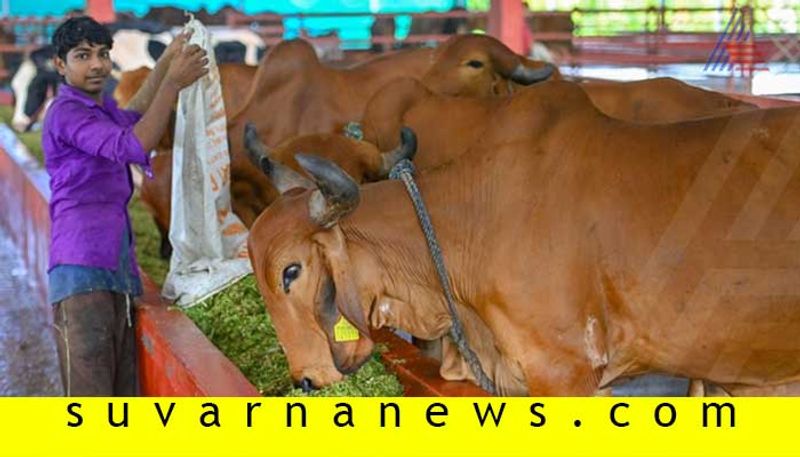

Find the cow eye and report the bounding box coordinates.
[466,60,484,69]
[282,263,301,293]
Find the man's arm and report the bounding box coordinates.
[124,57,171,114]
[60,44,208,159]
[132,44,208,152]
[125,30,191,114]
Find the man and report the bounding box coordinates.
[43,16,207,396]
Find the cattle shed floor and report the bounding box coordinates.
[0,224,61,395]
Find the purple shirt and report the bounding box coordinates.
[43,83,152,273]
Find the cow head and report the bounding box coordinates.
[243,122,416,188]
[421,34,555,97]
[247,152,371,390]
[244,125,417,390]
[11,46,59,132]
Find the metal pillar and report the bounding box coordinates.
[488,0,526,54]
[86,0,115,23]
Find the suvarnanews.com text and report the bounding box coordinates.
[64,400,736,429]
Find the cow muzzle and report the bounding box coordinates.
[294,377,318,393]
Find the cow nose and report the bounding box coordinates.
[295,377,317,393]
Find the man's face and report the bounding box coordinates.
[54,41,112,96]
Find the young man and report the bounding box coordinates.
[44,16,208,396]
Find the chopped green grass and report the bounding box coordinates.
[184,275,403,397]
[184,275,293,395]
[128,196,170,285]
[3,109,403,397]
[183,275,403,396]
[287,355,404,397]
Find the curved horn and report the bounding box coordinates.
[243,122,313,194]
[484,37,554,85]
[377,126,418,177]
[509,62,555,85]
[294,153,360,228]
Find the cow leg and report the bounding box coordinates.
[158,226,172,259]
[518,346,601,396]
[230,179,259,228]
[491,299,606,395]
[688,379,706,396]
[491,302,607,395]
[687,379,732,396]
[412,337,442,361]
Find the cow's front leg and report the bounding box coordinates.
[519,345,603,396]
[486,307,607,396]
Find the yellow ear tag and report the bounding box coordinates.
[334,317,360,342]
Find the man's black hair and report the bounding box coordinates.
[52,16,114,60]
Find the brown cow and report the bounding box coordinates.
[361,76,757,171]
[356,75,757,388]
[580,77,757,123]
[419,33,559,98]
[121,35,557,255]
[225,40,431,227]
[227,34,552,148]
[241,122,416,204]
[246,80,800,395]
[228,35,554,226]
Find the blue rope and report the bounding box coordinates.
[390,159,497,395]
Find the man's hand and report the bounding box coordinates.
[165,44,209,90]
[127,28,205,112]
[160,29,193,63]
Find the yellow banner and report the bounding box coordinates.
[0,398,795,456]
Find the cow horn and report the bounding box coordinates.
[378,126,418,177]
[509,62,556,85]
[295,153,360,228]
[486,37,554,85]
[243,122,313,194]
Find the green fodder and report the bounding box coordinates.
[185,275,404,397]
[128,196,170,285]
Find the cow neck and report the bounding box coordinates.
[339,166,498,394]
[342,48,434,102]
[340,179,453,310]
[390,159,497,394]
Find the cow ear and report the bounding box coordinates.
[312,229,370,338]
[377,126,417,178]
